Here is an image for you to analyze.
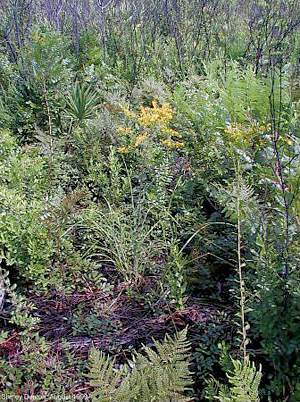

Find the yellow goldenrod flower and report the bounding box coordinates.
[137,101,174,126]
[116,126,133,134]
[118,146,132,154]
[120,100,180,153]
[161,127,182,138]
[135,133,147,147]
[225,124,249,140]
[161,138,173,147]
[249,124,269,133]
[173,141,185,148]
[161,138,185,148]
[124,109,137,119]
[157,102,173,123]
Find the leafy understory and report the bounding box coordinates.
[0,1,299,401]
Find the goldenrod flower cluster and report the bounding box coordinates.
[118,146,132,154]
[117,131,148,154]
[224,123,249,139]
[161,127,182,138]
[117,100,185,153]
[137,100,173,126]
[135,133,148,147]
[223,122,294,153]
[161,139,185,148]
[124,109,137,119]
[117,126,133,134]
[224,122,270,145]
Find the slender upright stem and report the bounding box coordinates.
[236,159,247,366]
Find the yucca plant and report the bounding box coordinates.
[66,82,100,123]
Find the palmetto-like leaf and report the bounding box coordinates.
[66,82,99,121]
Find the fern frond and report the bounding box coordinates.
[213,178,258,222]
[87,348,127,401]
[227,359,262,402]
[210,357,262,402]
[86,328,194,401]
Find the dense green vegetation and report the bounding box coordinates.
[0,0,299,400]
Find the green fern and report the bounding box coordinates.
[219,63,279,123]
[206,357,262,402]
[225,359,262,402]
[212,178,258,223]
[86,328,194,402]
